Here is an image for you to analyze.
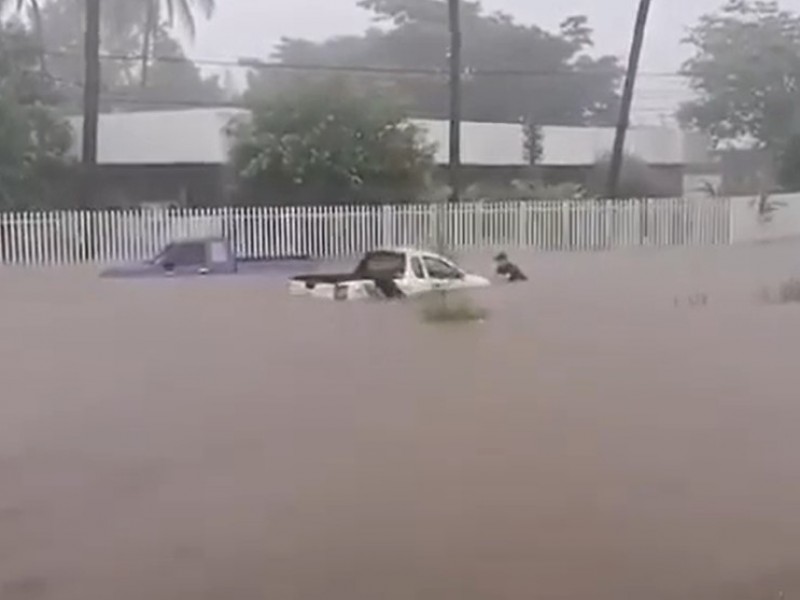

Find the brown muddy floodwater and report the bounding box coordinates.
[2,242,800,600]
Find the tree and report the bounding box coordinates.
[106,27,224,110]
[523,122,542,165]
[37,0,223,111]
[679,0,800,150]
[126,0,214,87]
[230,78,435,205]
[246,0,622,126]
[0,23,74,209]
[0,18,59,104]
[586,153,672,198]
[0,0,47,73]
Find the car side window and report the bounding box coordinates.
[410,257,425,279]
[423,256,461,279]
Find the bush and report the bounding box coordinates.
[229,76,435,205]
[586,152,673,198]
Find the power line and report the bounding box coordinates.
[49,74,688,114]
[41,48,689,79]
[49,76,688,113]
[61,91,685,116]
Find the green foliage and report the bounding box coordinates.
[108,28,225,109]
[462,179,585,200]
[586,153,671,198]
[126,0,215,96]
[679,0,800,148]
[0,22,74,210]
[129,0,215,41]
[778,134,800,191]
[523,122,542,165]
[230,78,435,205]
[247,0,622,126]
[37,0,223,111]
[0,19,57,104]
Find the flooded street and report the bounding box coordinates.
[2,241,800,599]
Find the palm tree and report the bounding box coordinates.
[136,0,214,87]
[1,0,47,74]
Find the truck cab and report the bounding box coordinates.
[153,238,236,275]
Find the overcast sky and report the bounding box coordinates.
[183,0,800,124]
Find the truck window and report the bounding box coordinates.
[162,242,206,267]
[410,257,425,278]
[423,256,461,279]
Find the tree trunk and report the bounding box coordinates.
[140,0,157,88]
[29,0,48,76]
[82,0,101,205]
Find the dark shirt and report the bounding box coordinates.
[496,261,527,282]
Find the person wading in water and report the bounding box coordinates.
[493,252,527,282]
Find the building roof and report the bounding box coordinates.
[67,108,709,168]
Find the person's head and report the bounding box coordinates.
[494,252,508,263]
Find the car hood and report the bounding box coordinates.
[463,273,491,287]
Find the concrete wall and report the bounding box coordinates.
[731,193,800,243]
[539,126,711,166]
[69,110,710,170]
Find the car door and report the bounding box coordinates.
[404,255,430,294]
[421,255,463,291]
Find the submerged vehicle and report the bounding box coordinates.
[100,237,309,278]
[289,248,491,300]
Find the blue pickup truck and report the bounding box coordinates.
[100,237,310,278]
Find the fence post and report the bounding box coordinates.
[561,201,570,250]
[726,197,734,245]
[475,199,484,247]
[382,204,394,248]
[640,197,650,245]
[516,201,525,248]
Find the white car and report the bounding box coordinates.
[289,248,491,300]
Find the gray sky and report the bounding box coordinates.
[183,0,800,124]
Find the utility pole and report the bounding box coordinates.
[81,0,101,260]
[82,0,101,207]
[606,0,651,199]
[447,0,462,204]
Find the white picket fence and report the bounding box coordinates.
[0,198,731,266]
